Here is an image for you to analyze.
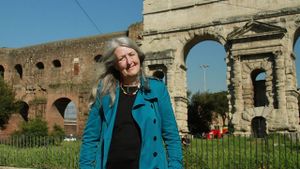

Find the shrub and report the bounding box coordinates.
[19,118,48,136]
[12,118,50,147]
[0,78,18,129]
[49,124,65,145]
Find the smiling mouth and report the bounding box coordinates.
[127,64,137,70]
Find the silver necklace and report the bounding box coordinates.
[120,84,140,95]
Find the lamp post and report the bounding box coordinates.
[200,64,209,92]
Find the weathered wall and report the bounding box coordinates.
[0,32,128,137]
[142,0,300,134]
[1,0,300,137]
[143,0,299,32]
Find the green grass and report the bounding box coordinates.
[0,134,299,169]
[183,134,300,169]
[0,141,81,169]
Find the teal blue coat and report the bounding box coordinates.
[79,78,183,169]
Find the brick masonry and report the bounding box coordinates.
[1,0,300,137]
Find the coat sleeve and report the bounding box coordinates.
[157,82,183,169]
[79,89,102,169]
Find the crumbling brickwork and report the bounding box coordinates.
[1,1,300,137]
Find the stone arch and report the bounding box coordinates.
[52,59,62,68]
[14,64,23,79]
[182,30,227,62]
[16,101,29,122]
[52,97,71,118]
[1,1,299,136]
[64,101,78,136]
[148,64,167,83]
[251,116,267,138]
[0,65,4,78]
[170,30,227,133]
[241,54,276,109]
[35,62,45,79]
[153,70,165,79]
[293,26,300,126]
[293,27,300,85]
[36,62,44,70]
[251,69,268,107]
[49,97,77,135]
[94,54,102,63]
[292,26,300,49]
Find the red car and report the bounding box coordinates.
[205,127,228,139]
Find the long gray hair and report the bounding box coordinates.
[92,36,147,106]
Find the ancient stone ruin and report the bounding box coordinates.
[1,0,300,137]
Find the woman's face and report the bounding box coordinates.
[114,46,141,81]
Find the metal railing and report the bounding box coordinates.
[183,133,300,169]
[0,133,299,169]
[0,136,80,169]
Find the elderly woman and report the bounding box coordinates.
[79,37,183,169]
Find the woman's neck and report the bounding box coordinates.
[122,76,140,86]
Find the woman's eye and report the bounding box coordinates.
[119,57,126,62]
[129,53,136,57]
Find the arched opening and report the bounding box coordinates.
[293,27,300,87]
[185,37,227,135]
[153,70,165,80]
[148,64,167,84]
[17,101,29,122]
[251,69,268,107]
[293,27,300,125]
[185,39,227,94]
[53,98,71,117]
[36,62,44,70]
[251,116,267,138]
[51,98,77,136]
[14,64,23,79]
[0,65,4,78]
[52,59,62,68]
[94,55,102,63]
[64,101,77,136]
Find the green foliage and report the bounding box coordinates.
[182,134,300,169]
[49,124,65,145]
[12,118,49,147]
[11,119,66,147]
[188,91,229,135]
[0,78,18,129]
[19,118,49,136]
[50,123,65,138]
[0,134,299,169]
[183,148,209,169]
[0,141,80,169]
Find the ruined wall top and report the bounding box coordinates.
[143,0,300,33]
[9,31,126,51]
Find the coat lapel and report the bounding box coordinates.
[133,89,158,109]
[101,87,120,124]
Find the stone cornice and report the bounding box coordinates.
[174,96,189,104]
[143,6,300,36]
[143,0,223,15]
[230,45,282,56]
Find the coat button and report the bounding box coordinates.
[153,136,157,141]
[153,119,156,124]
[153,152,158,157]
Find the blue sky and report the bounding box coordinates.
[1,0,300,94]
[0,0,143,47]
